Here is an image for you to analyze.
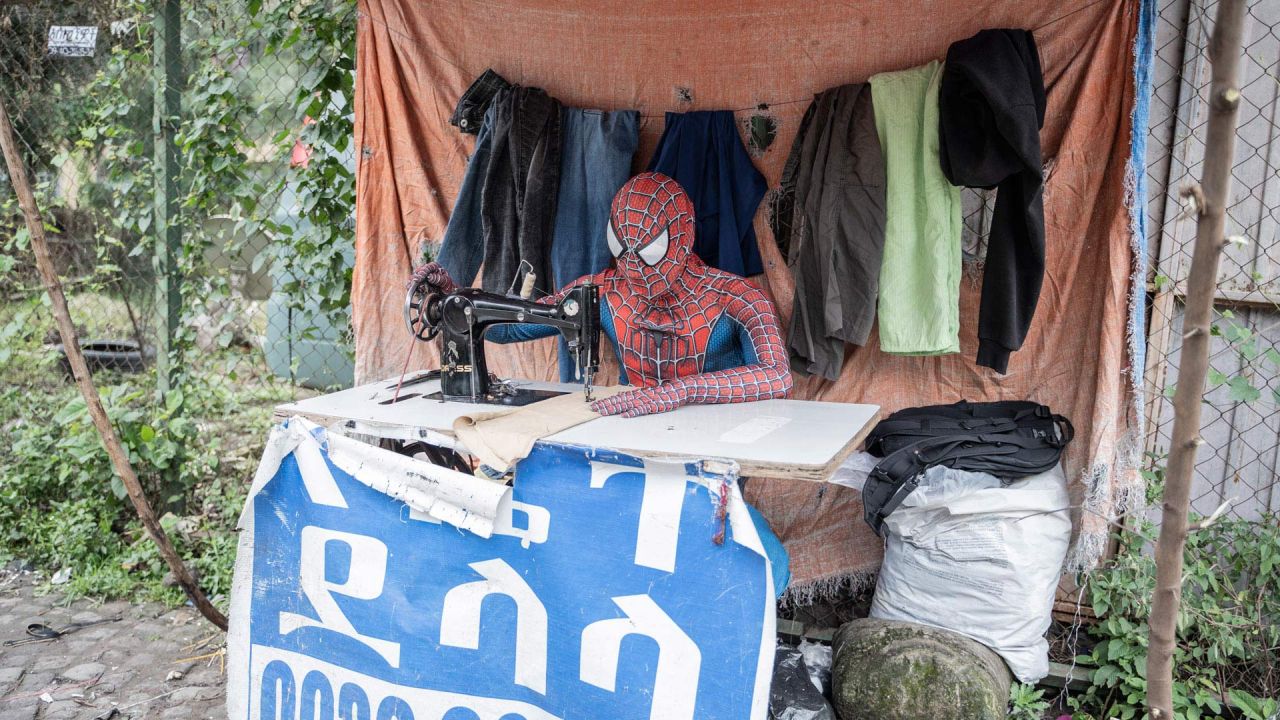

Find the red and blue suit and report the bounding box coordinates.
[412,172,794,418]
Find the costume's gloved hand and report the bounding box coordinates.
[591,384,687,418]
[408,262,458,294]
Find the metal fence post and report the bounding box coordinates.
[153,0,182,397]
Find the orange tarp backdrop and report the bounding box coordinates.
[354,0,1144,598]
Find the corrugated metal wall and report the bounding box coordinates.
[1146,0,1280,521]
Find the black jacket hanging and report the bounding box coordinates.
[939,29,1047,374]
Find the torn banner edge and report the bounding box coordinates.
[229,417,508,720]
[236,416,511,538]
[705,457,776,720]
[1069,0,1157,573]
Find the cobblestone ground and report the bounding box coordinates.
[0,568,226,719]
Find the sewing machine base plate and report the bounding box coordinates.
[425,388,570,407]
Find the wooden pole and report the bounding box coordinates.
[1145,1,1247,717]
[153,0,183,398]
[0,96,228,631]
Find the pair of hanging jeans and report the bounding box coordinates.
[551,108,639,381]
[437,86,563,295]
[437,103,498,286]
[481,86,563,297]
[648,110,767,277]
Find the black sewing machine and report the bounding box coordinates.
[404,279,600,406]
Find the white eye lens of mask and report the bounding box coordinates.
[638,227,669,266]
[606,222,624,258]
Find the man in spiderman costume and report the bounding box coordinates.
[412,171,794,418]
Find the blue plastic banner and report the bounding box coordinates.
[228,420,775,720]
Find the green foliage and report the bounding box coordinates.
[1167,308,1280,405]
[1007,683,1051,720]
[2,0,357,321]
[1228,688,1278,720]
[1069,471,1280,720]
[49,0,358,385]
[0,298,288,604]
[0,0,355,604]
[251,0,357,318]
[1201,309,1279,405]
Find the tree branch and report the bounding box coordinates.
[0,94,227,631]
[1145,1,1248,717]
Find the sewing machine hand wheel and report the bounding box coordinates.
[404,279,443,342]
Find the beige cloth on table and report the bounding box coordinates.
[452,386,626,473]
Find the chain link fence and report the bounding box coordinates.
[0,0,354,603]
[1143,0,1280,700]
[1147,0,1280,528]
[0,0,354,439]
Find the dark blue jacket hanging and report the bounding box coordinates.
[647,110,767,277]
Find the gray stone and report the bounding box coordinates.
[134,623,171,641]
[30,654,70,672]
[831,618,1013,720]
[123,653,158,669]
[59,661,106,682]
[82,626,119,640]
[99,647,131,665]
[3,699,41,720]
[0,646,37,666]
[0,573,225,720]
[120,686,156,702]
[15,669,55,692]
[41,699,88,719]
[161,705,203,719]
[98,601,130,615]
[63,638,99,655]
[106,668,136,687]
[181,663,220,684]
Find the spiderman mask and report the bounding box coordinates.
[604,173,694,298]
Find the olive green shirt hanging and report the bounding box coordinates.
[870,61,962,356]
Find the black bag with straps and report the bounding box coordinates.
[861,400,1073,535]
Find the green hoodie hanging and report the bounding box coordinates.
[870,60,962,356]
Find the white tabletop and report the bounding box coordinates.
[275,372,880,482]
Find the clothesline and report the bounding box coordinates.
[356,0,1108,118]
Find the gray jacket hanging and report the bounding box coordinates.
[774,83,886,381]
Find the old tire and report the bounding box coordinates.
[831,618,1012,720]
[56,339,150,375]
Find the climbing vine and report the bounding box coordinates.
[249,0,357,318]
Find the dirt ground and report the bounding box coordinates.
[0,567,226,719]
